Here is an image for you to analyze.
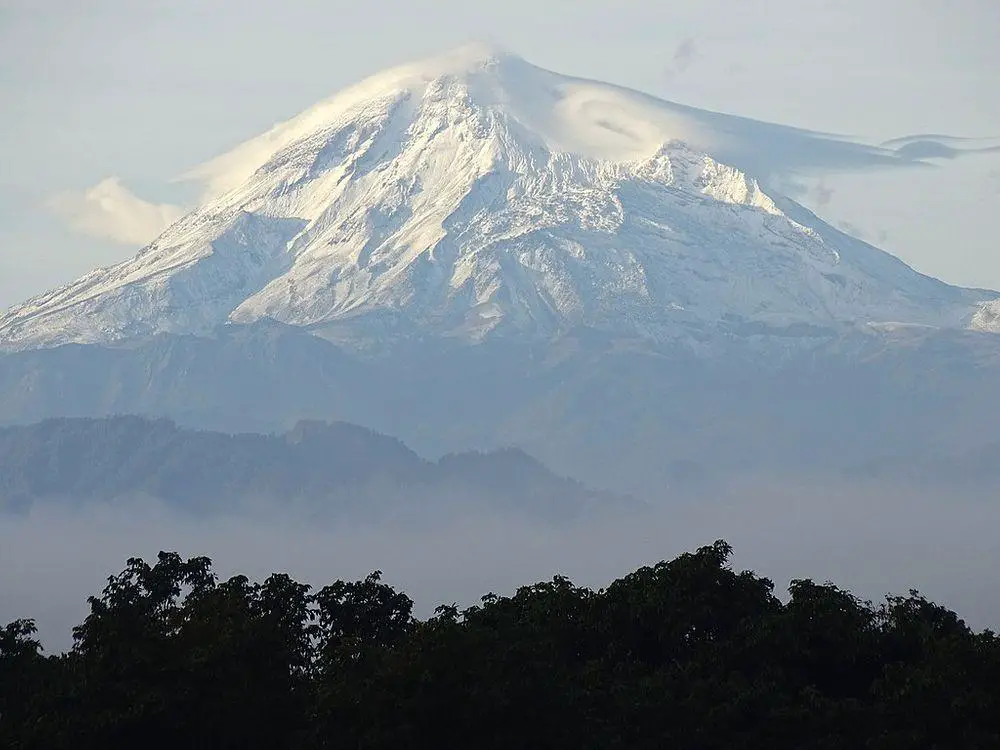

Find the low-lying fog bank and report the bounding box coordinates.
[3,476,997,651]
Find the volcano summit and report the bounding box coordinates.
[2,44,996,352]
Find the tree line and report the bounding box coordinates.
[2,541,998,748]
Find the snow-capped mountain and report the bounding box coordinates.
[0,44,995,351]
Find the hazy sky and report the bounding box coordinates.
[1,0,999,309]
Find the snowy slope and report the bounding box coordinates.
[971,300,1000,333]
[0,44,995,351]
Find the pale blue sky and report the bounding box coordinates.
[1,0,998,308]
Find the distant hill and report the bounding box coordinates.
[0,416,631,522]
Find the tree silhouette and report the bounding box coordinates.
[2,541,998,749]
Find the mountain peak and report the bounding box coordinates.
[426,40,516,70]
[0,48,996,352]
[344,40,524,94]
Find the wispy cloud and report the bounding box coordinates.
[989,169,1000,193]
[812,180,834,208]
[49,177,184,245]
[881,135,1000,162]
[837,220,865,239]
[665,38,698,79]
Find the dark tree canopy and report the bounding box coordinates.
[2,541,998,749]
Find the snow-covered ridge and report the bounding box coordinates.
[971,300,1000,333]
[0,45,996,351]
